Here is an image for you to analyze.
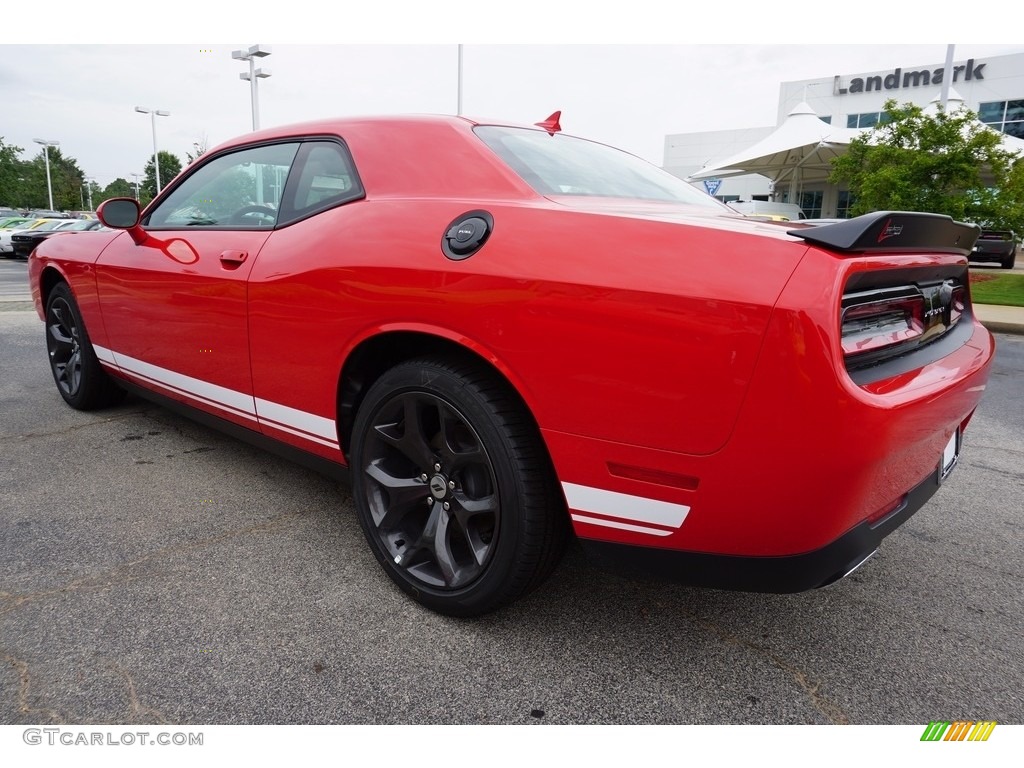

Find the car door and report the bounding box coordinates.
[95,141,301,430]
[246,139,366,460]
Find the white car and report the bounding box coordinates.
[0,219,63,256]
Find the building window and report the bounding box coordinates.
[979,100,1024,139]
[716,195,740,203]
[820,116,832,125]
[846,112,890,129]
[837,190,856,219]
[799,190,823,219]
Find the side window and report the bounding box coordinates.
[280,141,363,224]
[145,142,300,229]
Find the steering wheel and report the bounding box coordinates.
[226,205,276,226]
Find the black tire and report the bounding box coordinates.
[44,282,125,410]
[350,358,568,617]
[1001,252,1016,269]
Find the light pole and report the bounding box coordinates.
[130,173,142,200]
[83,177,95,211]
[134,106,170,195]
[33,139,59,211]
[231,44,271,131]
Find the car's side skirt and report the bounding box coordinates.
[93,344,343,454]
[112,376,351,484]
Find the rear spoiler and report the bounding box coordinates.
[788,211,980,256]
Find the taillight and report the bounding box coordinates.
[840,279,966,371]
[841,295,924,357]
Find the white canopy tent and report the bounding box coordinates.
[687,95,1023,211]
[687,102,864,203]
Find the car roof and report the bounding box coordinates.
[196,115,548,202]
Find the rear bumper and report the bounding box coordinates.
[12,240,35,259]
[580,462,944,593]
[971,243,1016,259]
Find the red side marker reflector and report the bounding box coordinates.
[607,462,699,491]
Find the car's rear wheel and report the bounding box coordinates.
[350,358,567,616]
[1001,251,1016,269]
[45,282,125,410]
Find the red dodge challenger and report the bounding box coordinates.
[28,114,994,616]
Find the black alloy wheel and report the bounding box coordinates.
[350,358,567,616]
[44,283,124,410]
[47,293,84,399]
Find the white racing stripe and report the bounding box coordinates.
[570,514,674,537]
[94,344,339,450]
[102,346,257,416]
[255,398,338,445]
[562,481,690,534]
[93,346,117,366]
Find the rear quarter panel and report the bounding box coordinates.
[247,198,808,457]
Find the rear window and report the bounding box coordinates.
[475,125,720,207]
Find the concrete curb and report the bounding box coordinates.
[974,304,1024,337]
[979,319,1024,336]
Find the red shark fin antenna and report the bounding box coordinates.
[535,111,562,135]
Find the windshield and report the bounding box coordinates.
[475,125,721,207]
[33,220,67,231]
[60,220,97,231]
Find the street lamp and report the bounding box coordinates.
[134,106,170,194]
[130,173,142,200]
[82,177,96,211]
[231,44,271,131]
[33,138,59,211]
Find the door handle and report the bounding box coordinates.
[219,250,248,265]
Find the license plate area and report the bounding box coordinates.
[938,429,961,484]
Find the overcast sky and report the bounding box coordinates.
[3,5,1022,189]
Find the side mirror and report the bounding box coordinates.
[97,198,147,245]
[97,198,140,228]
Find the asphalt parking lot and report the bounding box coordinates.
[1,261,1022,726]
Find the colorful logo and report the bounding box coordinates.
[921,721,996,741]
[877,218,904,242]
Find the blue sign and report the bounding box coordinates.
[703,178,723,196]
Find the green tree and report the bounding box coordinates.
[830,99,1024,232]
[101,178,135,203]
[0,137,28,207]
[995,154,1024,235]
[142,151,183,200]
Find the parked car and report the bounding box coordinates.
[11,218,103,259]
[0,218,61,257]
[0,207,21,219]
[25,209,68,219]
[27,114,994,616]
[0,217,32,229]
[969,229,1017,269]
[725,200,808,221]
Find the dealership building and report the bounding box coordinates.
[663,50,1024,218]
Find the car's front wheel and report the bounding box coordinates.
[350,358,567,616]
[45,282,125,410]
